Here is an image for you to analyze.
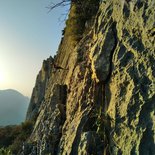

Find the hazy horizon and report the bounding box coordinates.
[0,88,30,98]
[0,89,29,126]
[0,0,68,97]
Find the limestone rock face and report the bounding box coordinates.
[26,56,54,121]
[25,0,155,155]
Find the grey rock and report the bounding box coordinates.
[24,0,155,155]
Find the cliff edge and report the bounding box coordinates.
[25,0,155,155]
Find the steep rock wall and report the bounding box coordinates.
[24,0,155,155]
[26,56,54,121]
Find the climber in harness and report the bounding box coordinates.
[51,62,68,72]
[53,63,67,70]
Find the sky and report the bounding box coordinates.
[0,0,69,97]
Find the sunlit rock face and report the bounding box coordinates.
[24,0,155,155]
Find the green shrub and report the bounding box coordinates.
[0,147,12,155]
[65,0,100,43]
[0,121,33,154]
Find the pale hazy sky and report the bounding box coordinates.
[0,0,68,97]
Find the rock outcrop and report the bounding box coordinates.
[24,0,155,155]
[26,56,53,121]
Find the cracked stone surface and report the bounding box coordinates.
[23,0,155,155]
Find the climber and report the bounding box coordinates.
[51,62,68,71]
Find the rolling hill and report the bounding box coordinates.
[0,89,29,126]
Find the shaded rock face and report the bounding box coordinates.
[25,0,155,155]
[26,56,54,121]
[24,84,67,155]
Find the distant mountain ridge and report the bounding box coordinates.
[0,89,29,126]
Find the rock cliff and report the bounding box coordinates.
[25,0,155,155]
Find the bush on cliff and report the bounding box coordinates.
[64,0,100,43]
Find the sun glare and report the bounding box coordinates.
[0,71,5,83]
